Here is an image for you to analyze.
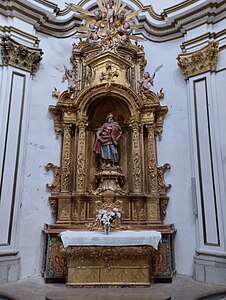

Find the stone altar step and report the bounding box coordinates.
[45,288,171,300]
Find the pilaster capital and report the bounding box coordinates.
[0,36,43,74]
[177,42,219,79]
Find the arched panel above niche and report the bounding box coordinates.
[87,95,131,124]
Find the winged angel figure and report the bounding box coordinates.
[66,0,145,46]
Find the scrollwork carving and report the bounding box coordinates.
[45,162,61,192]
[157,163,171,195]
[160,197,169,222]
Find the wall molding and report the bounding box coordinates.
[0,0,225,41]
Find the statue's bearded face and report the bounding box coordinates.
[107,117,114,123]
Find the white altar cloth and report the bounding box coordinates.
[60,230,161,250]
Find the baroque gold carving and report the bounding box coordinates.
[93,168,126,196]
[61,124,71,192]
[76,120,88,192]
[49,197,58,219]
[1,36,43,74]
[160,197,169,222]
[46,12,170,230]
[45,163,61,192]
[157,163,171,195]
[99,61,119,88]
[88,197,123,231]
[62,245,153,285]
[133,153,141,192]
[61,246,152,269]
[177,42,219,79]
[146,124,158,194]
[130,120,142,193]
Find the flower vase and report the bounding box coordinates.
[104,223,110,235]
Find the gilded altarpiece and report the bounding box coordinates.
[43,9,175,283]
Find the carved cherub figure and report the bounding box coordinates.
[118,22,132,45]
[62,66,79,98]
[138,71,155,92]
[118,12,125,24]
[87,23,100,44]
[138,65,163,93]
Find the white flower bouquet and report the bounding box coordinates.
[97,208,121,226]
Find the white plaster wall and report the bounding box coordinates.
[17,35,73,277]
[142,39,197,276]
[214,49,226,248]
[44,0,185,13]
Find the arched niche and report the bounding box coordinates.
[85,95,132,193]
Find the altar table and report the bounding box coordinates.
[60,230,161,286]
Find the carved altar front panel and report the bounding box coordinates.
[62,245,153,286]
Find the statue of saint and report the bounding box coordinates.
[93,112,122,167]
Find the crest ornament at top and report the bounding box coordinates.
[66,0,144,48]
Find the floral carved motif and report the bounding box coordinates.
[177,42,219,79]
[62,124,71,191]
[1,36,43,74]
[77,153,85,191]
[147,125,158,194]
[133,153,141,192]
[130,121,141,192]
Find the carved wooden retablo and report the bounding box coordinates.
[44,0,175,286]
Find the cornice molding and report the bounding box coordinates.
[177,42,219,79]
[0,36,43,74]
[0,0,225,41]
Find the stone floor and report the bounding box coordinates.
[0,274,226,300]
